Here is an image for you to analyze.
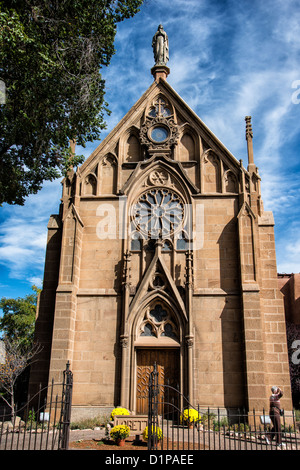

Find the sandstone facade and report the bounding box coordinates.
[29,66,293,419]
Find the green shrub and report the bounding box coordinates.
[70,416,106,430]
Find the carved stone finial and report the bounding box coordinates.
[245,116,254,167]
[185,250,194,288]
[245,116,253,141]
[122,250,131,287]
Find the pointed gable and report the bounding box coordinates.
[77,77,243,198]
[128,242,187,323]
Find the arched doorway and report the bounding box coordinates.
[134,301,182,415]
[136,348,180,415]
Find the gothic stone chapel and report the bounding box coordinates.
[29,26,293,419]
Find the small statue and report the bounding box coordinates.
[152,24,169,66]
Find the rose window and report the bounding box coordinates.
[132,188,184,238]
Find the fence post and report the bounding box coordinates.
[147,363,159,451]
[58,362,73,450]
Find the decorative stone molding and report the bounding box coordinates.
[140,115,179,155]
[120,335,129,349]
[138,302,179,341]
[139,95,179,157]
[185,335,194,348]
[149,169,170,186]
[131,187,185,239]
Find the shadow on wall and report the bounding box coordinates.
[218,216,247,409]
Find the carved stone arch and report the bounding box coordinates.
[179,133,195,162]
[123,126,142,163]
[201,149,221,193]
[124,162,193,253]
[237,202,257,282]
[223,169,238,193]
[99,153,118,194]
[130,291,186,346]
[126,290,186,412]
[118,125,141,164]
[176,124,200,162]
[63,175,74,197]
[126,161,193,207]
[83,172,97,196]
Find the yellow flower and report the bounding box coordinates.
[110,425,130,441]
[142,425,163,441]
[110,407,130,421]
[180,408,201,424]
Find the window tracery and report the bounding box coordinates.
[148,97,173,118]
[140,95,178,155]
[139,303,178,340]
[131,188,184,239]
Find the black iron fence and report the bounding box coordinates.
[148,364,300,451]
[0,362,73,450]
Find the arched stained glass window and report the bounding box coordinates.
[150,304,167,322]
[141,323,155,337]
[139,303,179,340]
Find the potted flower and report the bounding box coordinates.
[180,408,201,429]
[110,424,130,446]
[110,407,130,421]
[143,425,163,448]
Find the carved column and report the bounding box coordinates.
[120,251,131,408]
[120,335,129,407]
[186,335,194,404]
[185,250,194,403]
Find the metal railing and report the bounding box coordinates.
[0,362,73,451]
[148,364,300,451]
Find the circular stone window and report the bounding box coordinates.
[150,126,169,143]
[132,188,184,238]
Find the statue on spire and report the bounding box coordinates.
[152,25,169,66]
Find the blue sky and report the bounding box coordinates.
[0,0,300,301]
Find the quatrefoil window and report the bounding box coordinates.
[139,303,178,340]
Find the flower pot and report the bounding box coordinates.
[188,422,193,429]
[117,438,125,447]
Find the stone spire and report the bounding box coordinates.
[151,24,170,82]
[245,116,255,172]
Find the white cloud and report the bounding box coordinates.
[277,237,300,274]
[1,0,300,291]
[0,179,62,283]
[28,276,43,288]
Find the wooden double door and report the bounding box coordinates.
[136,348,180,416]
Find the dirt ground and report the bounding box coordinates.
[70,437,148,450]
[69,433,205,451]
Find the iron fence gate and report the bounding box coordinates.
[0,362,73,450]
[148,363,300,451]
